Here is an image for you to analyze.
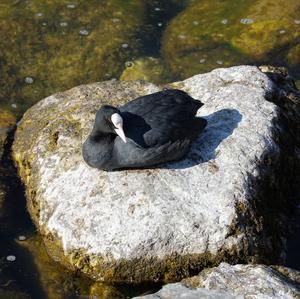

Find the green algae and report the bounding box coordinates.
[0,0,145,115]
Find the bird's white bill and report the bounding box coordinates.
[114,126,127,143]
[111,113,127,143]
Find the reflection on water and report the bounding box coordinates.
[0,0,300,298]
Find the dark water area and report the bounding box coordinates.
[0,0,300,298]
[286,206,300,271]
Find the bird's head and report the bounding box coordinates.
[92,105,127,143]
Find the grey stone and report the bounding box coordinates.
[12,66,300,282]
[184,263,300,299]
[135,263,300,299]
[133,283,239,299]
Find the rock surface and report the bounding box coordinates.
[12,66,300,282]
[134,263,300,299]
[134,283,238,299]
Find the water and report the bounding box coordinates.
[0,0,300,298]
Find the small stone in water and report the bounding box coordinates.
[216,60,223,65]
[42,22,47,26]
[240,18,254,25]
[279,30,286,34]
[178,34,186,39]
[18,235,26,241]
[192,21,199,26]
[6,255,16,262]
[154,7,161,11]
[112,18,120,23]
[294,20,300,25]
[60,22,68,27]
[157,22,163,27]
[79,29,89,36]
[11,104,17,109]
[199,58,206,63]
[24,77,34,84]
[125,61,134,68]
[121,43,129,48]
[35,12,43,17]
[221,19,228,25]
[66,4,76,9]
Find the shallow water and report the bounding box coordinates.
[0,0,300,298]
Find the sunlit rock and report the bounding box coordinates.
[134,283,237,299]
[0,0,145,113]
[134,263,300,299]
[162,0,300,79]
[12,66,300,282]
[120,57,170,84]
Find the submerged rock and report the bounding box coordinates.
[0,289,30,299]
[120,57,170,84]
[12,66,300,282]
[161,0,300,79]
[0,0,145,113]
[231,1,300,62]
[135,263,300,299]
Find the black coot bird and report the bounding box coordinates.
[82,89,207,170]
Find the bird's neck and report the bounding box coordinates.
[83,132,115,169]
[89,127,112,141]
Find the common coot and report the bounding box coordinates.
[82,89,207,170]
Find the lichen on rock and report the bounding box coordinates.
[12,66,300,283]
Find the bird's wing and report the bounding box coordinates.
[106,138,191,170]
[120,90,205,146]
[119,89,202,122]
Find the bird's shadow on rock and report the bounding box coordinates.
[165,108,243,170]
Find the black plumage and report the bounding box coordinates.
[82,89,207,170]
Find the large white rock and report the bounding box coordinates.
[134,263,300,299]
[12,66,299,282]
